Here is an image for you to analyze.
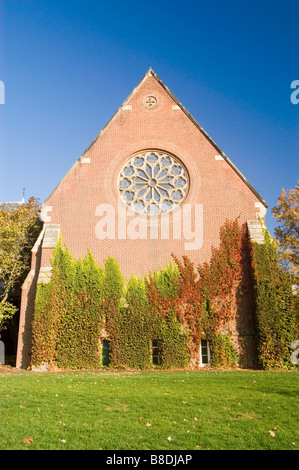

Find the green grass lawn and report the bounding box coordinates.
[0,369,298,450]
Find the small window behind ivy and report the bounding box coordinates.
[152,340,162,365]
[200,338,210,366]
[102,340,110,366]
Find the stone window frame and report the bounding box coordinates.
[118,150,189,215]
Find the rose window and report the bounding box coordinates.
[118,151,188,214]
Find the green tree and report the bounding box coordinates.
[0,198,41,334]
[271,180,299,280]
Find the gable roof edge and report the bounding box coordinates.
[41,72,153,209]
[148,69,268,208]
[42,71,157,210]
[80,70,153,159]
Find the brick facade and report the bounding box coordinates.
[16,69,267,368]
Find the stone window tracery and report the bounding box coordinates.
[118,151,188,215]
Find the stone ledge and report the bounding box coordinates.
[247,220,265,244]
[42,224,60,249]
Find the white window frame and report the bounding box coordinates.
[200,338,210,366]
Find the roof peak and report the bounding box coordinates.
[145,67,157,78]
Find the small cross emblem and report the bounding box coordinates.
[144,95,158,108]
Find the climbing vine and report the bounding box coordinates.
[117,276,152,369]
[31,218,296,370]
[32,239,105,369]
[251,227,296,369]
[102,257,124,367]
[146,263,190,368]
[197,219,250,367]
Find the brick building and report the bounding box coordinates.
[16,69,267,369]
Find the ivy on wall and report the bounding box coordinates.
[146,263,190,369]
[198,219,250,367]
[31,219,296,370]
[32,239,105,369]
[102,257,124,367]
[117,276,152,369]
[251,228,296,369]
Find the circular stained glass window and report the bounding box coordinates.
[118,151,188,215]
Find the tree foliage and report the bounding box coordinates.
[271,180,299,280]
[0,198,41,334]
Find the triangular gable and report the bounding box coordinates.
[42,68,267,212]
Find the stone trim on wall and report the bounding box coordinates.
[247,220,265,244]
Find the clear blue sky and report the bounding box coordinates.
[0,0,298,236]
